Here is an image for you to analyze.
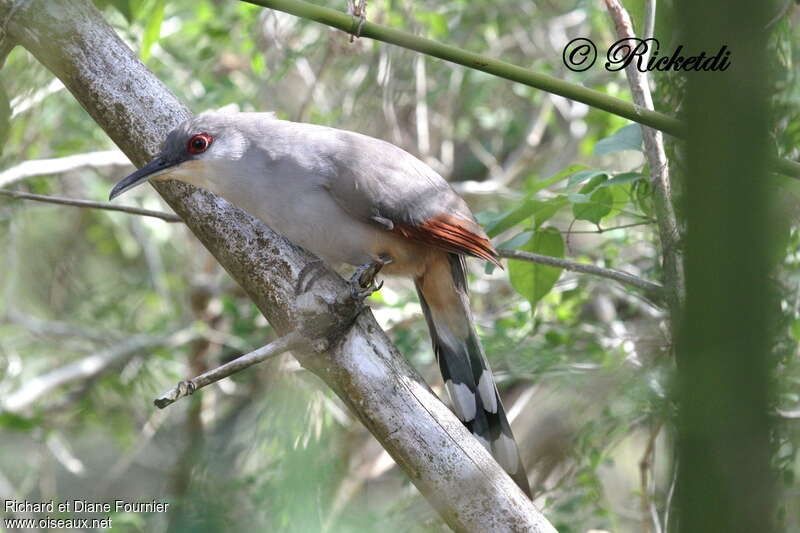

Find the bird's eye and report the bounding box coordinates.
[187,133,212,154]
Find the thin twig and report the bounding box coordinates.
[557,220,654,235]
[0,189,182,222]
[639,420,664,533]
[499,248,664,302]
[154,331,305,409]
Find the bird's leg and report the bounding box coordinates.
[294,259,327,296]
[347,0,367,42]
[349,254,391,302]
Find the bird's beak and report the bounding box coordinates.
[109,156,177,200]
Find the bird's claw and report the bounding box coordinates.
[350,278,383,302]
[349,257,388,303]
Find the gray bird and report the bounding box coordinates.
[110,112,531,496]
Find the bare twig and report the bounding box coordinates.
[603,0,683,312]
[639,420,664,533]
[154,331,305,409]
[2,328,198,413]
[499,248,664,302]
[0,150,129,187]
[556,220,654,234]
[0,189,182,222]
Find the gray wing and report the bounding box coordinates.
[318,127,498,263]
[322,127,477,229]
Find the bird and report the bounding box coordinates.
[110,111,532,497]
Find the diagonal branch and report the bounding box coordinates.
[498,248,664,302]
[154,331,305,408]
[0,189,182,222]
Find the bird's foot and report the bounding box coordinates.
[294,259,327,296]
[347,0,367,41]
[349,255,390,302]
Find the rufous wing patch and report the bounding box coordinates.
[393,213,501,267]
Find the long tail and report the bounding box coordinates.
[415,252,531,497]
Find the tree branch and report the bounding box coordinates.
[0,188,182,221]
[0,149,129,187]
[603,0,684,313]
[154,331,305,408]
[2,1,555,530]
[498,248,664,302]
[241,0,800,180]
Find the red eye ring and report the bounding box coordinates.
[187,133,213,154]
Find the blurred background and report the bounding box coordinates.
[0,0,799,532]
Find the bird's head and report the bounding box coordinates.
[109,112,251,200]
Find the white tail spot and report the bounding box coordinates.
[477,371,498,413]
[445,380,476,422]
[492,434,520,475]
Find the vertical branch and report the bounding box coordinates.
[675,1,776,533]
[603,0,684,314]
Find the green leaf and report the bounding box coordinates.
[524,164,587,195]
[532,196,569,228]
[509,227,565,309]
[140,0,166,62]
[485,165,585,237]
[594,124,643,156]
[568,170,607,187]
[572,175,613,223]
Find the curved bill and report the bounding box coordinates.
[109,156,177,200]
